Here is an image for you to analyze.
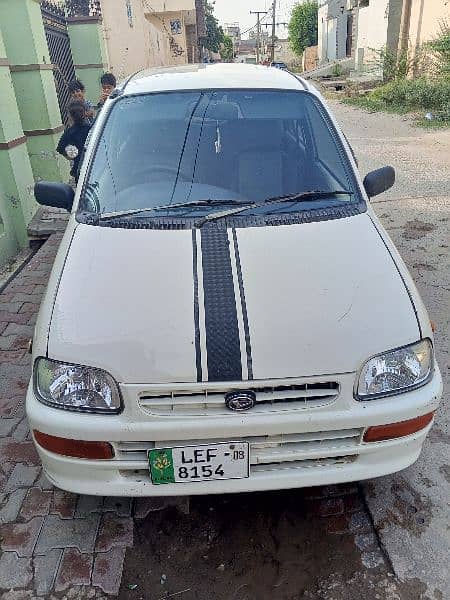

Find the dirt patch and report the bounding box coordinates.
[438,465,450,484]
[119,490,390,600]
[402,220,436,240]
[303,571,428,600]
[413,263,436,271]
[377,478,433,538]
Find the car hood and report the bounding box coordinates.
[48,215,419,384]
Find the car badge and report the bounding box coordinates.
[225,391,256,412]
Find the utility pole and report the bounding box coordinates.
[271,0,277,63]
[250,10,267,64]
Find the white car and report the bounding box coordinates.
[30,64,442,496]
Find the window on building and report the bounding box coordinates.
[170,20,182,35]
[126,0,133,27]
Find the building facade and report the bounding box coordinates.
[101,0,206,78]
[317,0,449,73]
[0,0,206,269]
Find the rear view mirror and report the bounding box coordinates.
[363,166,395,198]
[34,182,75,212]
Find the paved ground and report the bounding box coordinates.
[0,104,448,599]
[331,101,450,600]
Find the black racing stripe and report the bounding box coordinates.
[192,230,202,382]
[201,227,242,382]
[232,228,253,380]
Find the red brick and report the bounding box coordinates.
[343,494,364,514]
[92,547,126,595]
[51,490,77,519]
[19,302,39,313]
[0,396,22,418]
[0,439,40,465]
[318,498,344,517]
[54,548,93,592]
[5,284,36,295]
[0,350,27,363]
[326,514,349,534]
[1,517,43,556]
[0,334,30,351]
[95,514,133,552]
[20,488,52,520]
[0,376,29,398]
[0,310,29,325]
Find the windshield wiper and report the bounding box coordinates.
[95,199,253,222]
[196,190,353,227]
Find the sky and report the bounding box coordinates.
[213,0,298,39]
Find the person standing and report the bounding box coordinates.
[56,100,92,183]
[67,79,95,124]
[97,72,117,109]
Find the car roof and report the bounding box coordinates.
[122,63,313,96]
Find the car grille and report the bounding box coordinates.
[139,381,340,416]
[113,427,362,474]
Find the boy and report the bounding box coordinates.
[67,79,95,123]
[97,72,117,108]
[57,100,92,183]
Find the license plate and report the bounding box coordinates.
[148,442,249,485]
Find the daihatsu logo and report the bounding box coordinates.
[225,391,256,412]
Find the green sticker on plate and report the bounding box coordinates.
[149,448,175,484]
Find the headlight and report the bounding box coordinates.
[356,340,433,400]
[34,358,122,414]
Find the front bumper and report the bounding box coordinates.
[26,368,443,497]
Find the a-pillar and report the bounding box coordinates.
[0,0,69,182]
[67,15,108,106]
[0,26,36,265]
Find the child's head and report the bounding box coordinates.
[68,79,86,100]
[100,72,117,97]
[68,100,86,126]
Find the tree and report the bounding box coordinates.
[220,35,234,62]
[288,1,318,56]
[201,2,225,53]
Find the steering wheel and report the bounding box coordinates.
[132,165,192,183]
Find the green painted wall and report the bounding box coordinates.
[68,20,108,103]
[0,0,66,182]
[68,22,107,65]
[10,70,62,131]
[0,0,49,64]
[0,17,36,268]
[27,134,69,182]
[0,147,36,246]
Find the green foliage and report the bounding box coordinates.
[201,2,225,53]
[288,1,318,57]
[220,35,234,61]
[427,22,450,76]
[331,62,343,78]
[370,46,423,82]
[344,77,450,115]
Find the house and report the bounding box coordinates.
[318,0,353,63]
[316,0,449,73]
[224,22,242,57]
[101,0,206,77]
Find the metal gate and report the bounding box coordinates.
[41,1,76,125]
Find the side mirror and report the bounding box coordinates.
[363,166,395,198]
[34,182,75,212]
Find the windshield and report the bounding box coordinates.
[80,90,360,218]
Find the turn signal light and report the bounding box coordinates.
[33,431,114,459]
[363,412,435,443]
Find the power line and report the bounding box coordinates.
[250,10,268,63]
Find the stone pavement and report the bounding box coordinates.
[0,234,136,598]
